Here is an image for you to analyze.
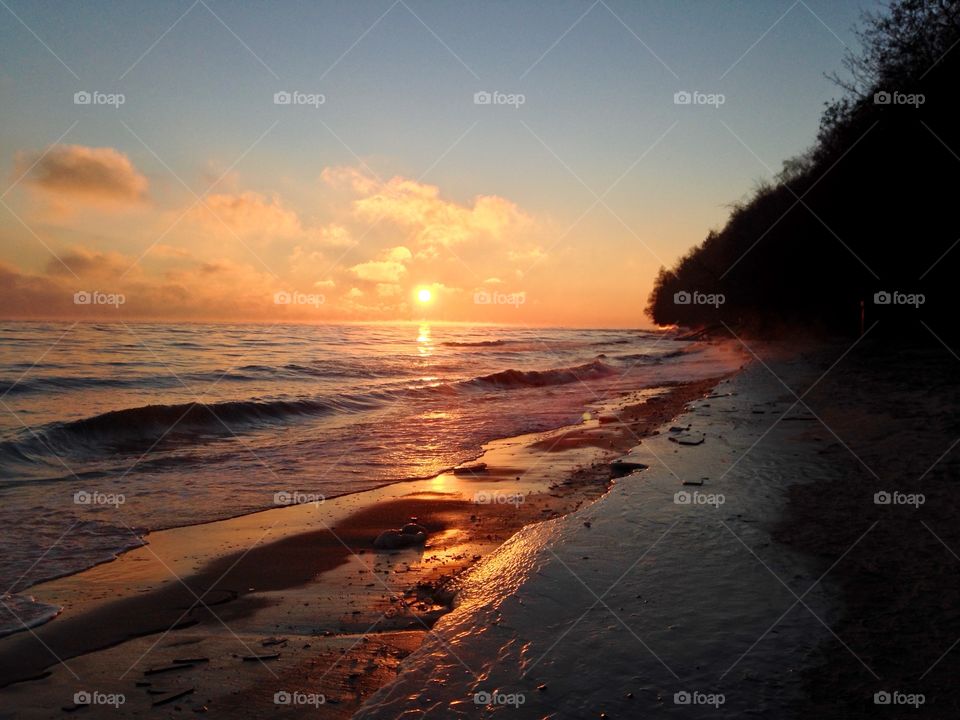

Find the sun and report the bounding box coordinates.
[417,288,432,303]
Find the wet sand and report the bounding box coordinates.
[0,375,726,717]
[773,342,960,718]
[352,345,867,719]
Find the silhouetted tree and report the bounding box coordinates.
[647,0,960,341]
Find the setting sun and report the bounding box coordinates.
[417,288,432,303]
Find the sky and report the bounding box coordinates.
[0,0,885,327]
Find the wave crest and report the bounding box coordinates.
[470,359,617,388]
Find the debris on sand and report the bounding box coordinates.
[144,662,200,676]
[668,429,705,446]
[374,518,429,550]
[610,452,650,473]
[152,688,195,706]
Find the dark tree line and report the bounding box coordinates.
[647,0,960,340]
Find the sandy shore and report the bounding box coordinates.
[0,366,728,716]
[351,339,960,719]
[772,341,960,718]
[353,347,845,718]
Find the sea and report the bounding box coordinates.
[0,321,720,636]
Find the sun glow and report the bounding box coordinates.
[417,288,432,303]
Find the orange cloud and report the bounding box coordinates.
[44,246,132,279]
[0,160,568,322]
[186,193,356,273]
[193,191,302,239]
[0,262,74,318]
[323,167,535,252]
[14,144,147,204]
[375,283,402,297]
[349,245,412,283]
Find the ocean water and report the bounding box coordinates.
[0,321,713,636]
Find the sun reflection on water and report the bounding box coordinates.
[417,323,432,356]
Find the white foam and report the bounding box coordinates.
[0,593,62,638]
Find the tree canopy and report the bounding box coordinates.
[646,0,960,340]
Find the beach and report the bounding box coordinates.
[352,339,960,718]
[6,332,953,718]
[773,342,960,718]
[354,345,837,718]
[0,323,728,617]
[0,327,742,716]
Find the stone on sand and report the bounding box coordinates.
[374,520,429,549]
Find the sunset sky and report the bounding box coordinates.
[0,0,882,327]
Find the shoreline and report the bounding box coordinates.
[354,348,845,718]
[0,327,720,609]
[0,369,732,716]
